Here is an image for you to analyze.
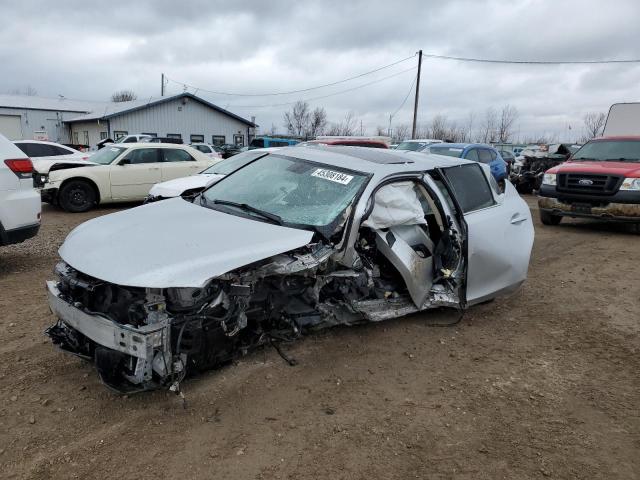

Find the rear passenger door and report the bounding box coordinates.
[109,148,163,200]
[160,148,202,181]
[441,163,533,304]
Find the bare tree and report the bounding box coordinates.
[111,90,137,102]
[429,114,449,140]
[375,125,387,136]
[283,101,310,136]
[327,111,358,136]
[464,111,475,142]
[307,107,328,138]
[497,105,518,142]
[393,124,410,142]
[479,107,498,143]
[582,112,606,140]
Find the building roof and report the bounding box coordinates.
[0,94,109,113]
[65,93,257,127]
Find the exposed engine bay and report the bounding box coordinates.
[46,217,463,394]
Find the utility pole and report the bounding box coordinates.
[411,50,423,139]
[161,73,165,96]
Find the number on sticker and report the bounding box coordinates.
[311,168,353,185]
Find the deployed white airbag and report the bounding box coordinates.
[362,181,426,230]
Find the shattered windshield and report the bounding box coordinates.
[572,140,640,162]
[202,154,368,227]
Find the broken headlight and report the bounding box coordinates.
[620,177,640,191]
[542,173,557,186]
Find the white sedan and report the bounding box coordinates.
[146,149,273,202]
[36,143,219,212]
[14,140,90,163]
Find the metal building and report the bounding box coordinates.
[0,93,257,148]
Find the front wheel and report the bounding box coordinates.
[539,210,562,226]
[59,180,97,213]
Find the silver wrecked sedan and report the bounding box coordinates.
[45,147,534,393]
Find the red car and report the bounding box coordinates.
[300,137,389,149]
[537,136,640,225]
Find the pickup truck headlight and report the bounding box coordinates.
[542,173,557,186]
[620,177,640,191]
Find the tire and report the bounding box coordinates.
[59,180,97,213]
[539,210,562,226]
[516,183,533,194]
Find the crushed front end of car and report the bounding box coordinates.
[45,227,464,394]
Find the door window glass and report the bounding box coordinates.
[464,149,480,161]
[443,164,496,213]
[163,149,193,162]
[477,149,493,164]
[127,148,161,164]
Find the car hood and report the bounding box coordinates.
[33,158,97,174]
[59,198,314,288]
[149,174,224,198]
[548,160,640,176]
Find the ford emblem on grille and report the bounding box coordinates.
[578,179,594,186]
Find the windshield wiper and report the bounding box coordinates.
[604,158,639,162]
[211,199,283,224]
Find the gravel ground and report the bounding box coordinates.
[0,198,638,480]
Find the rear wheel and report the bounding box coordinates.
[539,210,562,225]
[59,180,97,213]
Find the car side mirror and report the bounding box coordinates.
[119,158,131,165]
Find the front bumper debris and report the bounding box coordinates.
[538,196,640,222]
[45,281,176,393]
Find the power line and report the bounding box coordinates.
[219,66,417,109]
[391,71,417,118]
[421,52,640,65]
[164,54,416,97]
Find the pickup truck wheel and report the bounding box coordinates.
[539,210,562,226]
[59,180,96,213]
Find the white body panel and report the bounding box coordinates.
[0,134,41,240]
[603,103,640,136]
[464,181,534,303]
[59,198,314,288]
[148,173,224,198]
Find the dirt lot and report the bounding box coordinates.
[0,197,638,480]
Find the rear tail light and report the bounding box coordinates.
[4,158,34,178]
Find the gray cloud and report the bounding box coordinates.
[1,0,639,140]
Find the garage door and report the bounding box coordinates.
[0,115,22,140]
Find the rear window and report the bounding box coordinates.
[16,143,55,157]
[430,146,464,158]
[443,164,496,213]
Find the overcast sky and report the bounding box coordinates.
[2,0,639,141]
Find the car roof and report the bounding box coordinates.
[117,142,192,148]
[398,139,441,143]
[14,140,69,146]
[272,146,474,175]
[430,143,494,149]
[593,136,640,141]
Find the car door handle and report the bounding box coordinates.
[510,214,527,224]
[149,167,161,171]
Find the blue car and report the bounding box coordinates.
[428,143,508,182]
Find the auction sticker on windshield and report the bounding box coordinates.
[311,168,353,185]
